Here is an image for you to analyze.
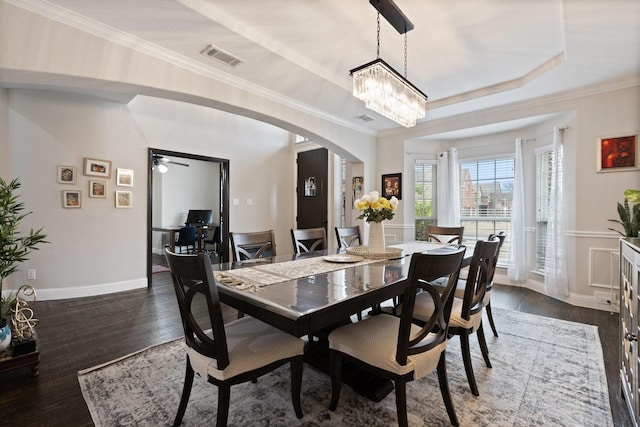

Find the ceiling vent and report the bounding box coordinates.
[200,44,244,68]
[355,114,374,122]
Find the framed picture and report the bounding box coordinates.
[304,176,317,197]
[89,180,107,198]
[115,191,132,208]
[352,176,363,193]
[116,168,134,186]
[597,134,638,172]
[62,190,81,208]
[83,158,112,178]
[382,173,402,200]
[57,165,77,184]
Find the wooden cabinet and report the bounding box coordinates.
[621,238,640,427]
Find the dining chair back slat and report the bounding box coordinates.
[426,226,464,245]
[335,226,362,249]
[291,228,327,254]
[230,230,276,262]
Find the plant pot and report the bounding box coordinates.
[0,318,11,352]
[368,221,386,253]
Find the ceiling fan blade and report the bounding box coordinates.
[169,160,189,167]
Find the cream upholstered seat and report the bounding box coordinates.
[186,317,304,382]
[409,238,501,396]
[328,247,467,427]
[164,248,304,427]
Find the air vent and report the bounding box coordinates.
[355,114,374,122]
[200,44,244,68]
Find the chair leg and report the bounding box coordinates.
[436,351,459,427]
[460,331,479,396]
[217,384,231,427]
[328,350,342,411]
[395,380,409,427]
[173,358,195,427]
[290,356,304,419]
[477,322,492,368]
[486,302,499,337]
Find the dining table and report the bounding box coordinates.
[213,241,468,402]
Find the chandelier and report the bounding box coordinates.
[350,0,427,128]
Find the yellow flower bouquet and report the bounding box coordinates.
[355,191,398,223]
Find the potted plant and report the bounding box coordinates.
[0,177,48,351]
[608,189,640,238]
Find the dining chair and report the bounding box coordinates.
[203,226,222,260]
[334,226,362,250]
[409,238,501,396]
[164,248,304,427]
[291,227,327,254]
[446,232,506,338]
[175,226,197,254]
[229,230,276,261]
[473,232,505,337]
[328,246,467,427]
[426,225,464,244]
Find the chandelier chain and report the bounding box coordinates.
[404,32,408,77]
[376,12,381,58]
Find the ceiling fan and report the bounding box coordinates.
[152,154,189,173]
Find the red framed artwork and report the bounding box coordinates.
[597,134,638,172]
[382,173,402,200]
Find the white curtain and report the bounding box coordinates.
[544,127,569,297]
[436,148,460,226]
[508,138,528,282]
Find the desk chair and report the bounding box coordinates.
[335,226,361,250]
[175,226,197,254]
[328,247,467,427]
[426,226,464,244]
[230,230,276,261]
[408,238,500,396]
[291,227,326,254]
[203,226,222,260]
[164,248,304,426]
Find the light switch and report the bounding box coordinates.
[246,199,253,206]
[233,198,240,206]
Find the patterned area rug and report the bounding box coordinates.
[151,264,170,274]
[78,308,613,427]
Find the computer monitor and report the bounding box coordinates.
[185,209,213,226]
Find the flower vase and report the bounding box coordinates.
[368,221,386,254]
[0,318,11,353]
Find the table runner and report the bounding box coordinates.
[214,242,450,292]
[214,256,379,292]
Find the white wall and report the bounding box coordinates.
[3,90,298,299]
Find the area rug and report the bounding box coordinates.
[151,264,170,274]
[78,308,613,426]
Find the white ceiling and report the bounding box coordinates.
[10,0,640,136]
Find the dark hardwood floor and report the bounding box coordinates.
[0,270,632,427]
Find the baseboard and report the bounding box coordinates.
[33,278,148,301]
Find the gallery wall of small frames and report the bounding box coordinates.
[57,158,134,209]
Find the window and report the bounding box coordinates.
[459,158,514,265]
[414,161,436,240]
[535,149,553,272]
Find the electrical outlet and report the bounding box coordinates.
[27,269,36,280]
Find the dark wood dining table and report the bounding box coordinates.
[214,242,467,401]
